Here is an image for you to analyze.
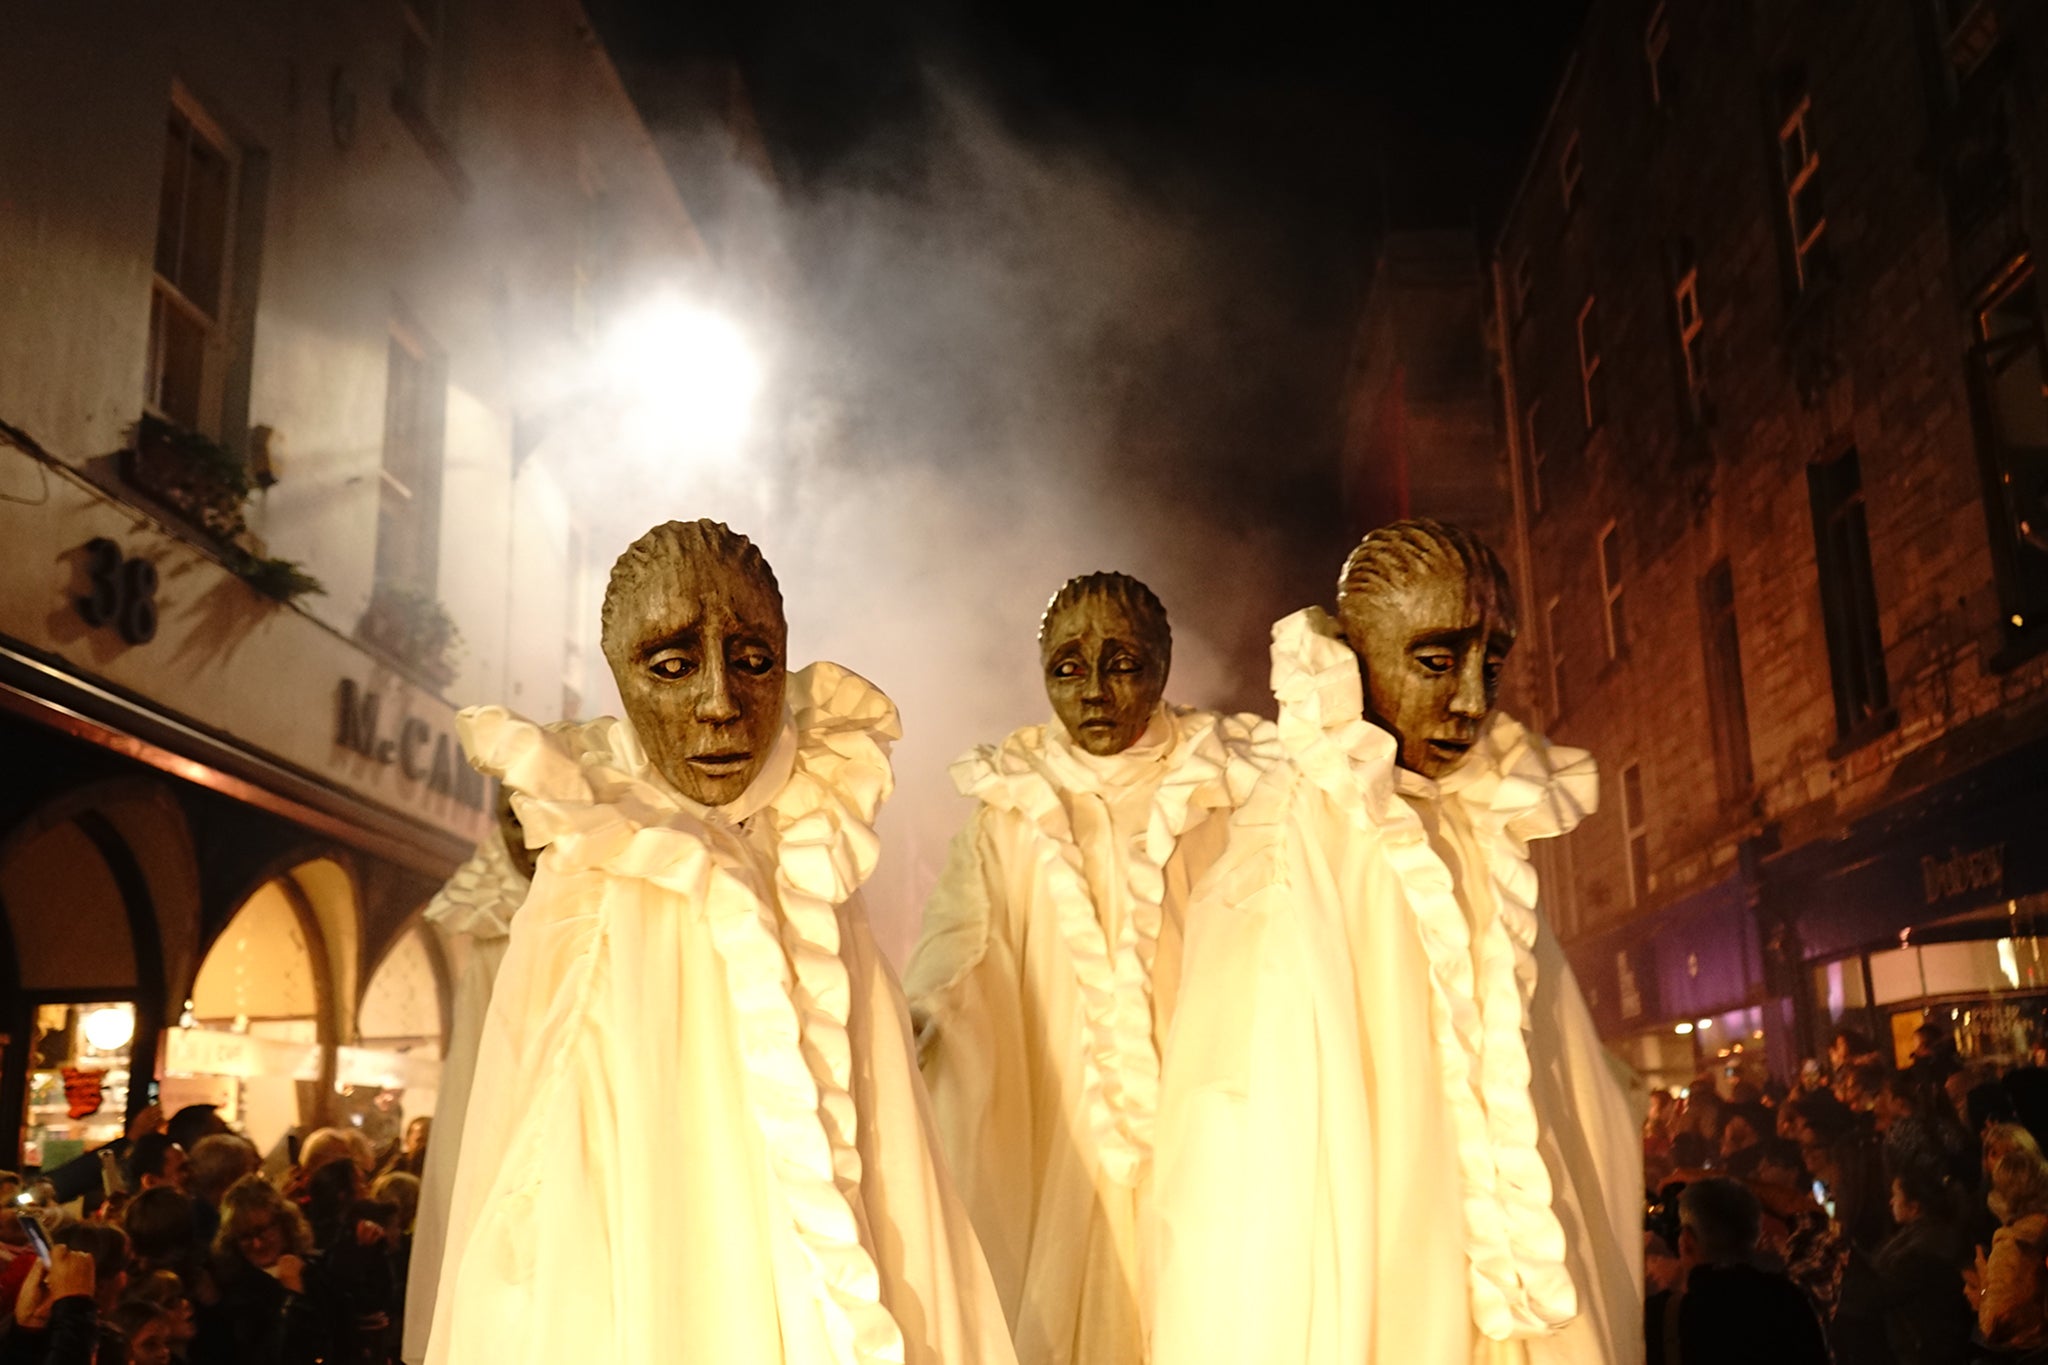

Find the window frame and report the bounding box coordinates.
[1598,519,1626,660]
[146,87,239,434]
[1806,449,1894,746]
[1577,293,1604,431]
[1698,559,1756,804]
[1674,263,1705,398]
[1645,2,1672,107]
[1779,95,1827,291]
[1525,398,1546,516]
[1621,760,1651,907]
[1546,594,1568,722]
[1560,131,1585,216]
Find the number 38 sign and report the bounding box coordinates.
[75,538,160,645]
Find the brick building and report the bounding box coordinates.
[0,1,722,1164]
[1491,0,2048,1089]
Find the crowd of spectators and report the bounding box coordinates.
[0,1103,429,1364]
[1646,1023,2048,1364]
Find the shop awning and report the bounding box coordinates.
[1564,870,1761,1036]
[1763,728,2048,962]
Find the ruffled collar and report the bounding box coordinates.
[456,664,904,1365]
[950,705,1273,1186]
[421,827,530,941]
[1269,605,1594,1339]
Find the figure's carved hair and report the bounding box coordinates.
[600,520,783,667]
[1336,518,1518,635]
[1038,571,1172,662]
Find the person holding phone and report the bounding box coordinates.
[11,1243,101,1365]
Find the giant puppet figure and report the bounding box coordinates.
[428,520,1016,1365]
[904,572,1273,1365]
[1151,520,1643,1365]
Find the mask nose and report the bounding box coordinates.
[1448,650,1489,721]
[695,654,740,723]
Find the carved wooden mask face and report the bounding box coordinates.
[1338,564,1515,779]
[1041,595,1170,756]
[604,551,787,807]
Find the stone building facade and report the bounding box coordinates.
[1492,0,2048,1087]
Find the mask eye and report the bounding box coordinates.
[1050,659,1083,680]
[649,654,695,680]
[1415,650,1455,676]
[730,647,777,676]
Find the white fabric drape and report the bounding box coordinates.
[1151,608,1643,1365]
[904,705,1275,1365]
[425,664,1016,1365]
[401,828,529,1365]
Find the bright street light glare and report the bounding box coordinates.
[600,298,761,456]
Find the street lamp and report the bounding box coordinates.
[513,296,762,473]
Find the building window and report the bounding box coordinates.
[1969,257,2048,645]
[1598,520,1626,658]
[374,321,448,595]
[1524,399,1546,515]
[1547,594,1568,721]
[1560,131,1584,215]
[1698,560,1755,803]
[147,93,236,433]
[1778,92,1828,291]
[1807,449,1892,742]
[1621,761,1650,907]
[1577,293,1604,431]
[1674,262,1705,398]
[1645,3,1673,106]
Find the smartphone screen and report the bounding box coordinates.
[18,1214,50,1267]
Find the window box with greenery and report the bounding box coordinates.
[122,415,323,605]
[357,583,461,688]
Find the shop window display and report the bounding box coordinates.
[24,1002,136,1170]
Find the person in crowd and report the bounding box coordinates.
[1832,1029,1877,1075]
[1877,1071,1977,1190]
[127,1268,198,1360]
[1797,1097,1895,1253]
[1964,1148,2048,1351]
[165,1107,229,1156]
[301,1160,397,1365]
[185,1135,258,1250]
[197,1174,319,1365]
[1644,1177,1829,1365]
[1720,1104,1770,1165]
[281,1129,357,1211]
[52,1224,131,1364]
[110,1299,178,1365]
[7,1244,101,1365]
[368,1174,417,1240]
[382,1120,427,1182]
[1872,1166,1972,1365]
[1839,1058,1892,1115]
[124,1188,200,1290]
[127,1134,189,1195]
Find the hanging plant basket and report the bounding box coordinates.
[358,582,462,688]
[124,414,252,543]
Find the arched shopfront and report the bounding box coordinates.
[0,695,459,1172]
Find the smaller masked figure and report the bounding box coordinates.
[429,520,1015,1365]
[1151,519,1641,1365]
[904,572,1275,1365]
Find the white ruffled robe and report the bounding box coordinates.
[403,826,530,1365]
[903,706,1274,1365]
[426,664,1016,1365]
[1151,609,1643,1365]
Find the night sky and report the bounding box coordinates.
[591,0,1591,427]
